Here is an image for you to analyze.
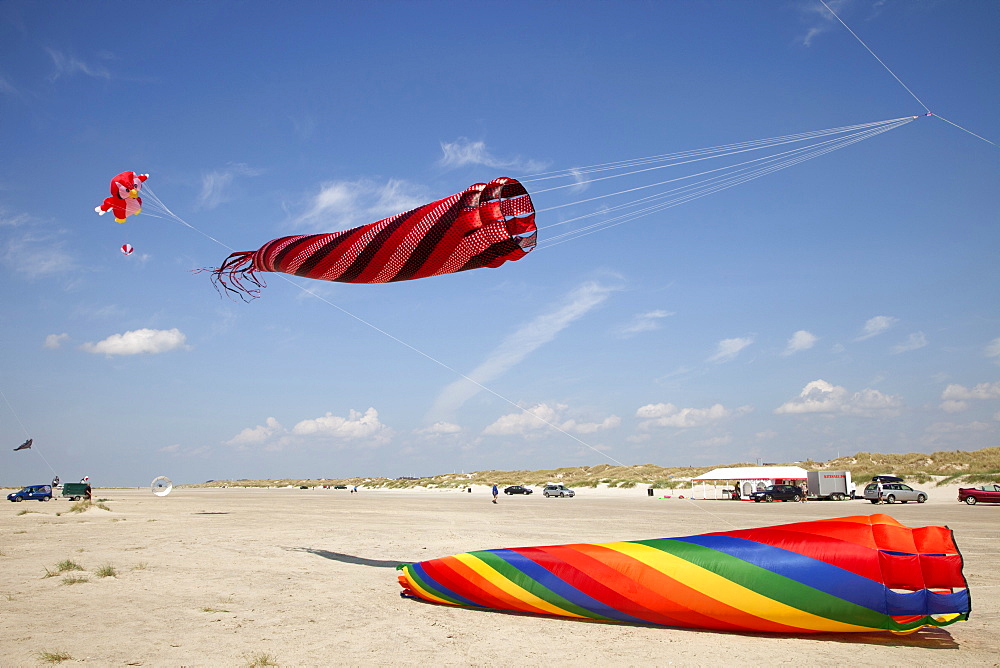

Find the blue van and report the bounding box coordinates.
[7,484,53,502]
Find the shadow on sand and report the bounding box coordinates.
[287,546,408,569]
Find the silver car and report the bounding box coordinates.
[863,482,927,504]
[543,484,575,498]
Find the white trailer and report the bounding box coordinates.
[806,471,855,500]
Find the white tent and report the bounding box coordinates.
[691,466,808,499]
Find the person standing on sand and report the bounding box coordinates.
[492,483,499,504]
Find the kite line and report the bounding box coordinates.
[818,0,997,148]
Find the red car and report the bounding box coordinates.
[958,484,1000,505]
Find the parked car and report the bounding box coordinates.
[504,485,533,495]
[958,484,1000,505]
[543,484,575,498]
[863,482,927,504]
[750,484,804,502]
[333,485,348,490]
[7,484,53,502]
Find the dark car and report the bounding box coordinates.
[7,484,53,502]
[750,484,804,502]
[504,485,533,495]
[333,485,348,490]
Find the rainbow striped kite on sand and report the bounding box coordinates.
[397,514,969,634]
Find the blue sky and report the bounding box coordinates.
[2,1,998,486]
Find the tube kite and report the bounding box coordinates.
[397,515,970,634]
[95,171,149,223]
[209,177,536,298]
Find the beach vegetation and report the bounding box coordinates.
[243,651,279,666]
[95,563,118,578]
[16,509,41,516]
[37,650,73,663]
[179,446,1000,491]
[61,575,88,585]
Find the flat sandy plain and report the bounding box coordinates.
[1,484,997,666]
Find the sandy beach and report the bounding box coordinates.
[1,483,997,666]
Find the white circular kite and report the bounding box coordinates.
[151,476,173,497]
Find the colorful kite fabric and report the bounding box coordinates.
[397,515,970,634]
[95,171,149,223]
[210,177,536,298]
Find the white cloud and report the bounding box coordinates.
[619,309,674,337]
[482,403,619,438]
[1,216,77,279]
[891,332,927,354]
[985,337,1000,363]
[46,48,110,80]
[417,421,462,435]
[438,138,547,173]
[783,330,817,355]
[774,379,902,417]
[636,402,733,429]
[292,407,392,444]
[297,178,429,232]
[796,0,848,47]
[44,333,69,349]
[856,315,897,341]
[429,280,617,419]
[227,417,284,445]
[80,328,188,356]
[707,337,753,363]
[939,382,1000,413]
[197,163,263,209]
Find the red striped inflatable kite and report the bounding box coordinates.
[210,177,536,298]
[398,514,970,634]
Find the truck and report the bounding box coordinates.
[806,471,855,501]
[60,482,91,501]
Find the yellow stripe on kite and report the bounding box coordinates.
[453,553,589,619]
[603,542,874,633]
[400,571,455,606]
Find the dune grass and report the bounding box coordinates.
[243,651,279,666]
[95,563,118,578]
[37,650,73,664]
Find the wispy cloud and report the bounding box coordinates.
[46,48,111,80]
[797,0,849,47]
[438,138,548,173]
[297,178,429,232]
[618,309,674,337]
[855,315,897,341]
[197,163,263,209]
[80,328,189,356]
[43,333,69,349]
[891,331,927,354]
[782,330,818,356]
[774,379,902,417]
[707,336,753,363]
[428,280,618,419]
[985,337,1000,364]
[1,209,78,279]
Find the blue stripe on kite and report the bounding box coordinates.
[411,563,482,608]
[490,548,652,625]
[673,535,891,613]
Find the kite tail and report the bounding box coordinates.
[205,251,266,301]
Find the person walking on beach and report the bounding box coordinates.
[492,483,499,504]
[876,480,885,504]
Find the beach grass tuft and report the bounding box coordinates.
[243,651,279,666]
[37,650,73,664]
[95,563,118,578]
[61,575,88,585]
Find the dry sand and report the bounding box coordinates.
[1,483,997,666]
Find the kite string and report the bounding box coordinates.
[137,192,629,468]
[0,387,58,476]
[819,0,998,148]
[819,0,931,115]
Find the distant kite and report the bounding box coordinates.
[121,243,134,256]
[209,177,536,299]
[13,438,32,452]
[398,514,969,634]
[95,171,149,223]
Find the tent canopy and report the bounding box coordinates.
[692,466,808,481]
